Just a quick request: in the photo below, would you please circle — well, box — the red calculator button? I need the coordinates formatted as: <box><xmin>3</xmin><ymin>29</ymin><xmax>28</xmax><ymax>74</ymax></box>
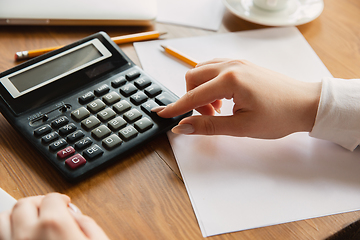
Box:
<box><xmin>57</xmin><ymin>146</ymin><xmax>75</xmax><ymax>159</ymax></box>
<box><xmin>65</xmin><ymin>154</ymin><xmax>86</xmax><ymax>169</ymax></box>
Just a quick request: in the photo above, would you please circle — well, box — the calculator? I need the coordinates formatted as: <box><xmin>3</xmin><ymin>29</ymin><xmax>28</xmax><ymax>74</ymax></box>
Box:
<box><xmin>0</xmin><ymin>32</ymin><xmax>191</xmax><ymax>182</ymax></box>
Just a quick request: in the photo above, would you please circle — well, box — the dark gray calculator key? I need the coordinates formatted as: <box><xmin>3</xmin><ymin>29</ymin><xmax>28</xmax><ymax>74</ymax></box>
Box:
<box><xmin>118</xmin><ymin>125</ymin><xmax>138</xmax><ymax>141</ymax></box>
<box><xmin>87</xmin><ymin>99</ymin><xmax>106</xmax><ymax>113</ymax></box>
<box><xmin>71</xmin><ymin>107</ymin><xmax>90</xmax><ymax>122</ymax></box>
<box><xmin>94</xmin><ymin>84</ymin><xmax>110</xmax><ymax>96</ymax></box>
<box><xmin>91</xmin><ymin>125</ymin><xmax>111</xmax><ymax>140</ymax></box>
<box><xmin>111</xmin><ymin>75</ymin><xmax>126</xmax><ymax>88</ymax></box>
<box><xmin>130</xmin><ymin>92</ymin><xmax>148</xmax><ymax>105</ymax></box>
<box><xmin>83</xmin><ymin>144</ymin><xmax>104</xmax><ymax>160</ymax></box>
<box><xmin>102</xmin><ymin>134</ymin><xmax>123</xmax><ymax>150</ymax></box>
<box><xmin>51</xmin><ymin>116</ymin><xmax>69</xmax><ymax>129</ymax></box>
<box><xmin>67</xmin><ymin>130</ymin><xmax>85</xmax><ymax>143</ymax></box>
<box><xmin>120</xmin><ymin>83</ymin><xmax>137</xmax><ymax>97</ymax></box>
<box><xmin>113</xmin><ymin>100</ymin><xmax>131</xmax><ymax>114</ymax></box>
<box><xmin>74</xmin><ymin>137</ymin><xmax>92</xmax><ymax>150</ymax></box>
<box><xmin>49</xmin><ymin>138</ymin><xmax>67</xmax><ymax>151</ymax></box>
<box><xmin>97</xmin><ymin>108</ymin><xmax>116</xmax><ymax>122</ymax></box>
<box><xmin>81</xmin><ymin>116</ymin><xmax>101</xmax><ymax>131</ymax></box>
<box><xmin>134</xmin><ymin>77</ymin><xmax>151</xmax><ymax>89</ymax></box>
<box><xmin>144</xmin><ymin>84</ymin><xmax>162</xmax><ymax>97</ymax></box>
<box><xmin>125</xmin><ymin>70</ymin><xmax>140</xmax><ymax>80</ymax></box>
<box><xmin>141</xmin><ymin>100</ymin><xmax>159</xmax><ymax>116</ymax></box>
<box><xmin>42</xmin><ymin>132</ymin><xmax>59</xmax><ymax>144</ymax></box>
<box><xmin>123</xmin><ymin>109</ymin><xmax>142</xmax><ymax>123</ymax></box>
<box><xmin>59</xmin><ymin>123</ymin><xmax>77</xmax><ymax>136</ymax></box>
<box><xmin>34</xmin><ymin>124</ymin><xmax>52</xmax><ymax>137</ymax></box>
<box><xmin>79</xmin><ymin>91</ymin><xmax>95</xmax><ymax>104</ymax></box>
<box><xmin>134</xmin><ymin>117</ymin><xmax>154</xmax><ymax>133</ymax></box>
<box><xmin>108</xmin><ymin>116</ymin><xmax>127</xmax><ymax>131</ymax></box>
<box><xmin>155</xmin><ymin>92</ymin><xmax>177</xmax><ymax>106</ymax></box>
<box><xmin>102</xmin><ymin>91</ymin><xmax>121</xmax><ymax>105</ymax></box>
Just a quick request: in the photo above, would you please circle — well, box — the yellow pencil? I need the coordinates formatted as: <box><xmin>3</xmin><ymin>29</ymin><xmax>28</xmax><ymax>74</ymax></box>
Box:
<box><xmin>15</xmin><ymin>31</ymin><xmax>167</xmax><ymax>61</ymax></box>
<box><xmin>160</xmin><ymin>45</ymin><xmax>198</xmax><ymax>68</ymax></box>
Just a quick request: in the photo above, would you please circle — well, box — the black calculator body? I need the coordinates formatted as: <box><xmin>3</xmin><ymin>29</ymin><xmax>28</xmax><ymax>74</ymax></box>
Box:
<box><xmin>0</xmin><ymin>32</ymin><xmax>191</xmax><ymax>182</ymax></box>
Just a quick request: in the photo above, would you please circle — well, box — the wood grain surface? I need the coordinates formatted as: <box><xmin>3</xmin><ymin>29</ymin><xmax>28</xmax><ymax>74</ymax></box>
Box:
<box><xmin>0</xmin><ymin>0</ymin><xmax>360</xmax><ymax>239</ymax></box>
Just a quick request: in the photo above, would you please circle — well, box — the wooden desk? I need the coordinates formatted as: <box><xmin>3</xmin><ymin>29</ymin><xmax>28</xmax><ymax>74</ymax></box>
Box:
<box><xmin>1</xmin><ymin>0</ymin><xmax>360</xmax><ymax>239</ymax></box>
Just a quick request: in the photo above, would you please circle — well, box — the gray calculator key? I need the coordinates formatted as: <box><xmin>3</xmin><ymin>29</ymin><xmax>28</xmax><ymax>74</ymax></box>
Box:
<box><xmin>134</xmin><ymin>77</ymin><xmax>151</xmax><ymax>89</ymax></box>
<box><xmin>97</xmin><ymin>108</ymin><xmax>116</xmax><ymax>122</ymax></box>
<box><xmin>81</xmin><ymin>116</ymin><xmax>101</xmax><ymax>131</ymax></box>
<box><xmin>42</xmin><ymin>132</ymin><xmax>59</xmax><ymax>144</ymax></box>
<box><xmin>155</xmin><ymin>92</ymin><xmax>177</xmax><ymax>106</ymax></box>
<box><xmin>102</xmin><ymin>134</ymin><xmax>123</xmax><ymax>150</ymax></box>
<box><xmin>123</xmin><ymin>109</ymin><xmax>142</xmax><ymax>123</ymax></box>
<box><xmin>125</xmin><ymin>70</ymin><xmax>140</xmax><ymax>80</ymax></box>
<box><xmin>141</xmin><ymin>100</ymin><xmax>159</xmax><ymax>115</ymax></box>
<box><xmin>87</xmin><ymin>99</ymin><xmax>106</xmax><ymax>113</ymax></box>
<box><xmin>79</xmin><ymin>91</ymin><xmax>95</xmax><ymax>104</ymax></box>
<box><xmin>83</xmin><ymin>144</ymin><xmax>104</xmax><ymax>160</ymax></box>
<box><xmin>113</xmin><ymin>100</ymin><xmax>131</xmax><ymax>114</ymax></box>
<box><xmin>118</xmin><ymin>125</ymin><xmax>138</xmax><ymax>141</ymax></box>
<box><xmin>59</xmin><ymin>123</ymin><xmax>77</xmax><ymax>136</ymax></box>
<box><xmin>71</xmin><ymin>107</ymin><xmax>90</xmax><ymax>122</ymax></box>
<box><xmin>74</xmin><ymin>137</ymin><xmax>92</xmax><ymax>150</ymax></box>
<box><xmin>94</xmin><ymin>84</ymin><xmax>110</xmax><ymax>96</ymax></box>
<box><xmin>91</xmin><ymin>125</ymin><xmax>111</xmax><ymax>140</ymax></box>
<box><xmin>34</xmin><ymin>124</ymin><xmax>52</xmax><ymax>137</ymax></box>
<box><xmin>67</xmin><ymin>130</ymin><xmax>85</xmax><ymax>143</ymax></box>
<box><xmin>111</xmin><ymin>75</ymin><xmax>126</xmax><ymax>88</ymax></box>
<box><xmin>49</xmin><ymin>138</ymin><xmax>67</xmax><ymax>151</ymax></box>
<box><xmin>108</xmin><ymin>116</ymin><xmax>127</xmax><ymax>131</ymax></box>
<box><xmin>103</xmin><ymin>91</ymin><xmax>121</xmax><ymax>105</ymax></box>
<box><xmin>51</xmin><ymin>116</ymin><xmax>69</xmax><ymax>129</ymax></box>
<box><xmin>130</xmin><ymin>92</ymin><xmax>148</xmax><ymax>105</ymax></box>
<box><xmin>120</xmin><ymin>83</ymin><xmax>137</xmax><ymax>97</ymax></box>
<box><xmin>134</xmin><ymin>118</ymin><xmax>154</xmax><ymax>133</ymax></box>
<box><xmin>144</xmin><ymin>84</ymin><xmax>162</xmax><ymax>97</ymax></box>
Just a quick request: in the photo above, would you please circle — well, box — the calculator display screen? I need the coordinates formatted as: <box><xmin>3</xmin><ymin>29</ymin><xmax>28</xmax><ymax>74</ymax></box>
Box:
<box><xmin>9</xmin><ymin>44</ymin><xmax>102</xmax><ymax>93</ymax></box>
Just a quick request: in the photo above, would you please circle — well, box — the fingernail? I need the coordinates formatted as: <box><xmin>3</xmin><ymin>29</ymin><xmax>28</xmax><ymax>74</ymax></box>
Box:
<box><xmin>215</xmin><ymin>108</ymin><xmax>221</xmax><ymax>114</ymax></box>
<box><xmin>68</xmin><ymin>203</ymin><xmax>82</xmax><ymax>214</ymax></box>
<box><xmin>172</xmin><ymin>124</ymin><xmax>195</xmax><ymax>134</ymax></box>
<box><xmin>151</xmin><ymin>106</ymin><xmax>166</xmax><ymax>113</ymax></box>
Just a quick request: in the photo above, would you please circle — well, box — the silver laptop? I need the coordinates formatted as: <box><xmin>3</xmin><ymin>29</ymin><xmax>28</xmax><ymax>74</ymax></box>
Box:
<box><xmin>0</xmin><ymin>0</ymin><xmax>157</xmax><ymax>26</ymax></box>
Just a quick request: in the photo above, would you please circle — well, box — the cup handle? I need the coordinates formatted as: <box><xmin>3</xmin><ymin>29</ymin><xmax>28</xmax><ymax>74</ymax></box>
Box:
<box><xmin>266</xmin><ymin>0</ymin><xmax>277</xmax><ymax>6</ymax></box>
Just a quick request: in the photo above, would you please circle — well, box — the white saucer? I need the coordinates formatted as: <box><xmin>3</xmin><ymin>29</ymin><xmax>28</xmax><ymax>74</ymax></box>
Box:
<box><xmin>223</xmin><ymin>0</ymin><xmax>324</xmax><ymax>26</ymax></box>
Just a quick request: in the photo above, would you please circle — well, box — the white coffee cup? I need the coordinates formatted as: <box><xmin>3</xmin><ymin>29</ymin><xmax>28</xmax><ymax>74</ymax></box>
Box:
<box><xmin>253</xmin><ymin>0</ymin><xmax>290</xmax><ymax>11</ymax></box>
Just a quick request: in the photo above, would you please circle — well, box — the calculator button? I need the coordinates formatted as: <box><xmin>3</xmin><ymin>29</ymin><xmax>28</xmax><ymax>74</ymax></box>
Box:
<box><xmin>79</xmin><ymin>91</ymin><xmax>95</xmax><ymax>104</ymax></box>
<box><xmin>87</xmin><ymin>99</ymin><xmax>106</xmax><ymax>113</ymax></box>
<box><xmin>34</xmin><ymin>124</ymin><xmax>52</xmax><ymax>137</ymax></box>
<box><xmin>134</xmin><ymin>118</ymin><xmax>154</xmax><ymax>133</ymax></box>
<box><xmin>113</xmin><ymin>100</ymin><xmax>131</xmax><ymax>114</ymax></box>
<box><xmin>123</xmin><ymin>109</ymin><xmax>142</xmax><ymax>123</ymax></box>
<box><xmin>119</xmin><ymin>125</ymin><xmax>138</xmax><ymax>141</ymax></box>
<box><xmin>155</xmin><ymin>92</ymin><xmax>177</xmax><ymax>106</ymax></box>
<box><xmin>74</xmin><ymin>137</ymin><xmax>92</xmax><ymax>150</ymax></box>
<box><xmin>81</xmin><ymin>116</ymin><xmax>101</xmax><ymax>131</ymax></box>
<box><xmin>42</xmin><ymin>132</ymin><xmax>59</xmax><ymax>144</ymax></box>
<box><xmin>125</xmin><ymin>70</ymin><xmax>140</xmax><ymax>80</ymax></box>
<box><xmin>71</xmin><ymin>107</ymin><xmax>90</xmax><ymax>122</ymax></box>
<box><xmin>94</xmin><ymin>84</ymin><xmax>110</xmax><ymax>96</ymax></box>
<box><xmin>141</xmin><ymin>100</ymin><xmax>160</xmax><ymax>116</ymax></box>
<box><xmin>97</xmin><ymin>108</ymin><xmax>116</xmax><ymax>122</ymax></box>
<box><xmin>65</xmin><ymin>154</ymin><xmax>86</xmax><ymax>169</ymax></box>
<box><xmin>57</xmin><ymin>146</ymin><xmax>75</xmax><ymax>159</ymax></box>
<box><xmin>130</xmin><ymin>92</ymin><xmax>148</xmax><ymax>105</ymax></box>
<box><xmin>108</xmin><ymin>116</ymin><xmax>127</xmax><ymax>131</ymax></box>
<box><xmin>120</xmin><ymin>83</ymin><xmax>137</xmax><ymax>97</ymax></box>
<box><xmin>144</xmin><ymin>84</ymin><xmax>162</xmax><ymax>97</ymax></box>
<box><xmin>59</xmin><ymin>123</ymin><xmax>77</xmax><ymax>136</ymax></box>
<box><xmin>111</xmin><ymin>75</ymin><xmax>126</xmax><ymax>88</ymax></box>
<box><xmin>134</xmin><ymin>77</ymin><xmax>152</xmax><ymax>89</ymax></box>
<box><xmin>83</xmin><ymin>144</ymin><xmax>104</xmax><ymax>160</ymax></box>
<box><xmin>67</xmin><ymin>130</ymin><xmax>85</xmax><ymax>143</ymax></box>
<box><xmin>91</xmin><ymin>125</ymin><xmax>111</xmax><ymax>140</ymax></box>
<box><xmin>102</xmin><ymin>134</ymin><xmax>123</xmax><ymax>150</ymax></box>
<box><xmin>49</xmin><ymin>138</ymin><xmax>67</xmax><ymax>151</ymax></box>
<box><xmin>51</xmin><ymin>116</ymin><xmax>69</xmax><ymax>129</ymax></box>
<box><xmin>103</xmin><ymin>91</ymin><xmax>121</xmax><ymax>105</ymax></box>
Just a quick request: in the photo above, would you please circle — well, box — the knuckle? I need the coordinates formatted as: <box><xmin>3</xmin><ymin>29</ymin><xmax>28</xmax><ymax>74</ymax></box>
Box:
<box><xmin>202</xmin><ymin>118</ymin><xmax>217</xmax><ymax>135</ymax></box>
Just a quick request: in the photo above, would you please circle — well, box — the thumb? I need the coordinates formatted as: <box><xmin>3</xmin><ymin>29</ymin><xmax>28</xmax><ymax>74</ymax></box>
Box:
<box><xmin>172</xmin><ymin>115</ymin><xmax>244</xmax><ymax>136</ymax></box>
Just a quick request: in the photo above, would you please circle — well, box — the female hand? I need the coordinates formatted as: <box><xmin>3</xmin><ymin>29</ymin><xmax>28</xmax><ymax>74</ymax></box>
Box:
<box><xmin>0</xmin><ymin>193</ymin><xmax>110</xmax><ymax>240</ymax></box>
<box><xmin>154</xmin><ymin>59</ymin><xmax>322</xmax><ymax>139</ymax></box>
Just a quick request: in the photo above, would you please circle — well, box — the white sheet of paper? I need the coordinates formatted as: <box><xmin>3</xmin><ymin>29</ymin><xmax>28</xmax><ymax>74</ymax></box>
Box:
<box><xmin>156</xmin><ymin>0</ymin><xmax>225</xmax><ymax>31</ymax></box>
<box><xmin>134</xmin><ymin>27</ymin><xmax>360</xmax><ymax>237</ymax></box>
<box><xmin>0</xmin><ymin>187</ymin><xmax>16</xmax><ymax>213</ymax></box>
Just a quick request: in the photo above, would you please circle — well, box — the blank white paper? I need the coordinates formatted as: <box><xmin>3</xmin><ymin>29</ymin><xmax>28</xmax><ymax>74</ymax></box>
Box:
<box><xmin>0</xmin><ymin>187</ymin><xmax>16</xmax><ymax>213</ymax></box>
<box><xmin>134</xmin><ymin>27</ymin><xmax>360</xmax><ymax>237</ymax></box>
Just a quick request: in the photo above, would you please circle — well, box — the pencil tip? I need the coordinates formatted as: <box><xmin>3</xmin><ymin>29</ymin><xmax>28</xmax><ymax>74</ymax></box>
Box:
<box><xmin>160</xmin><ymin>45</ymin><xmax>166</xmax><ymax>49</ymax></box>
<box><xmin>159</xmin><ymin>32</ymin><xmax>167</xmax><ymax>36</ymax></box>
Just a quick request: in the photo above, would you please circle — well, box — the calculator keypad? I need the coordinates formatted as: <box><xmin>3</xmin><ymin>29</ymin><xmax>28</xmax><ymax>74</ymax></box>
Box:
<box><xmin>32</xmin><ymin>68</ymin><xmax>187</xmax><ymax>179</ymax></box>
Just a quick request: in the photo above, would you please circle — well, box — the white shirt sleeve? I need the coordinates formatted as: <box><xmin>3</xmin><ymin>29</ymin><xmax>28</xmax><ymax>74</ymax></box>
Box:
<box><xmin>309</xmin><ymin>77</ymin><xmax>360</xmax><ymax>151</ymax></box>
